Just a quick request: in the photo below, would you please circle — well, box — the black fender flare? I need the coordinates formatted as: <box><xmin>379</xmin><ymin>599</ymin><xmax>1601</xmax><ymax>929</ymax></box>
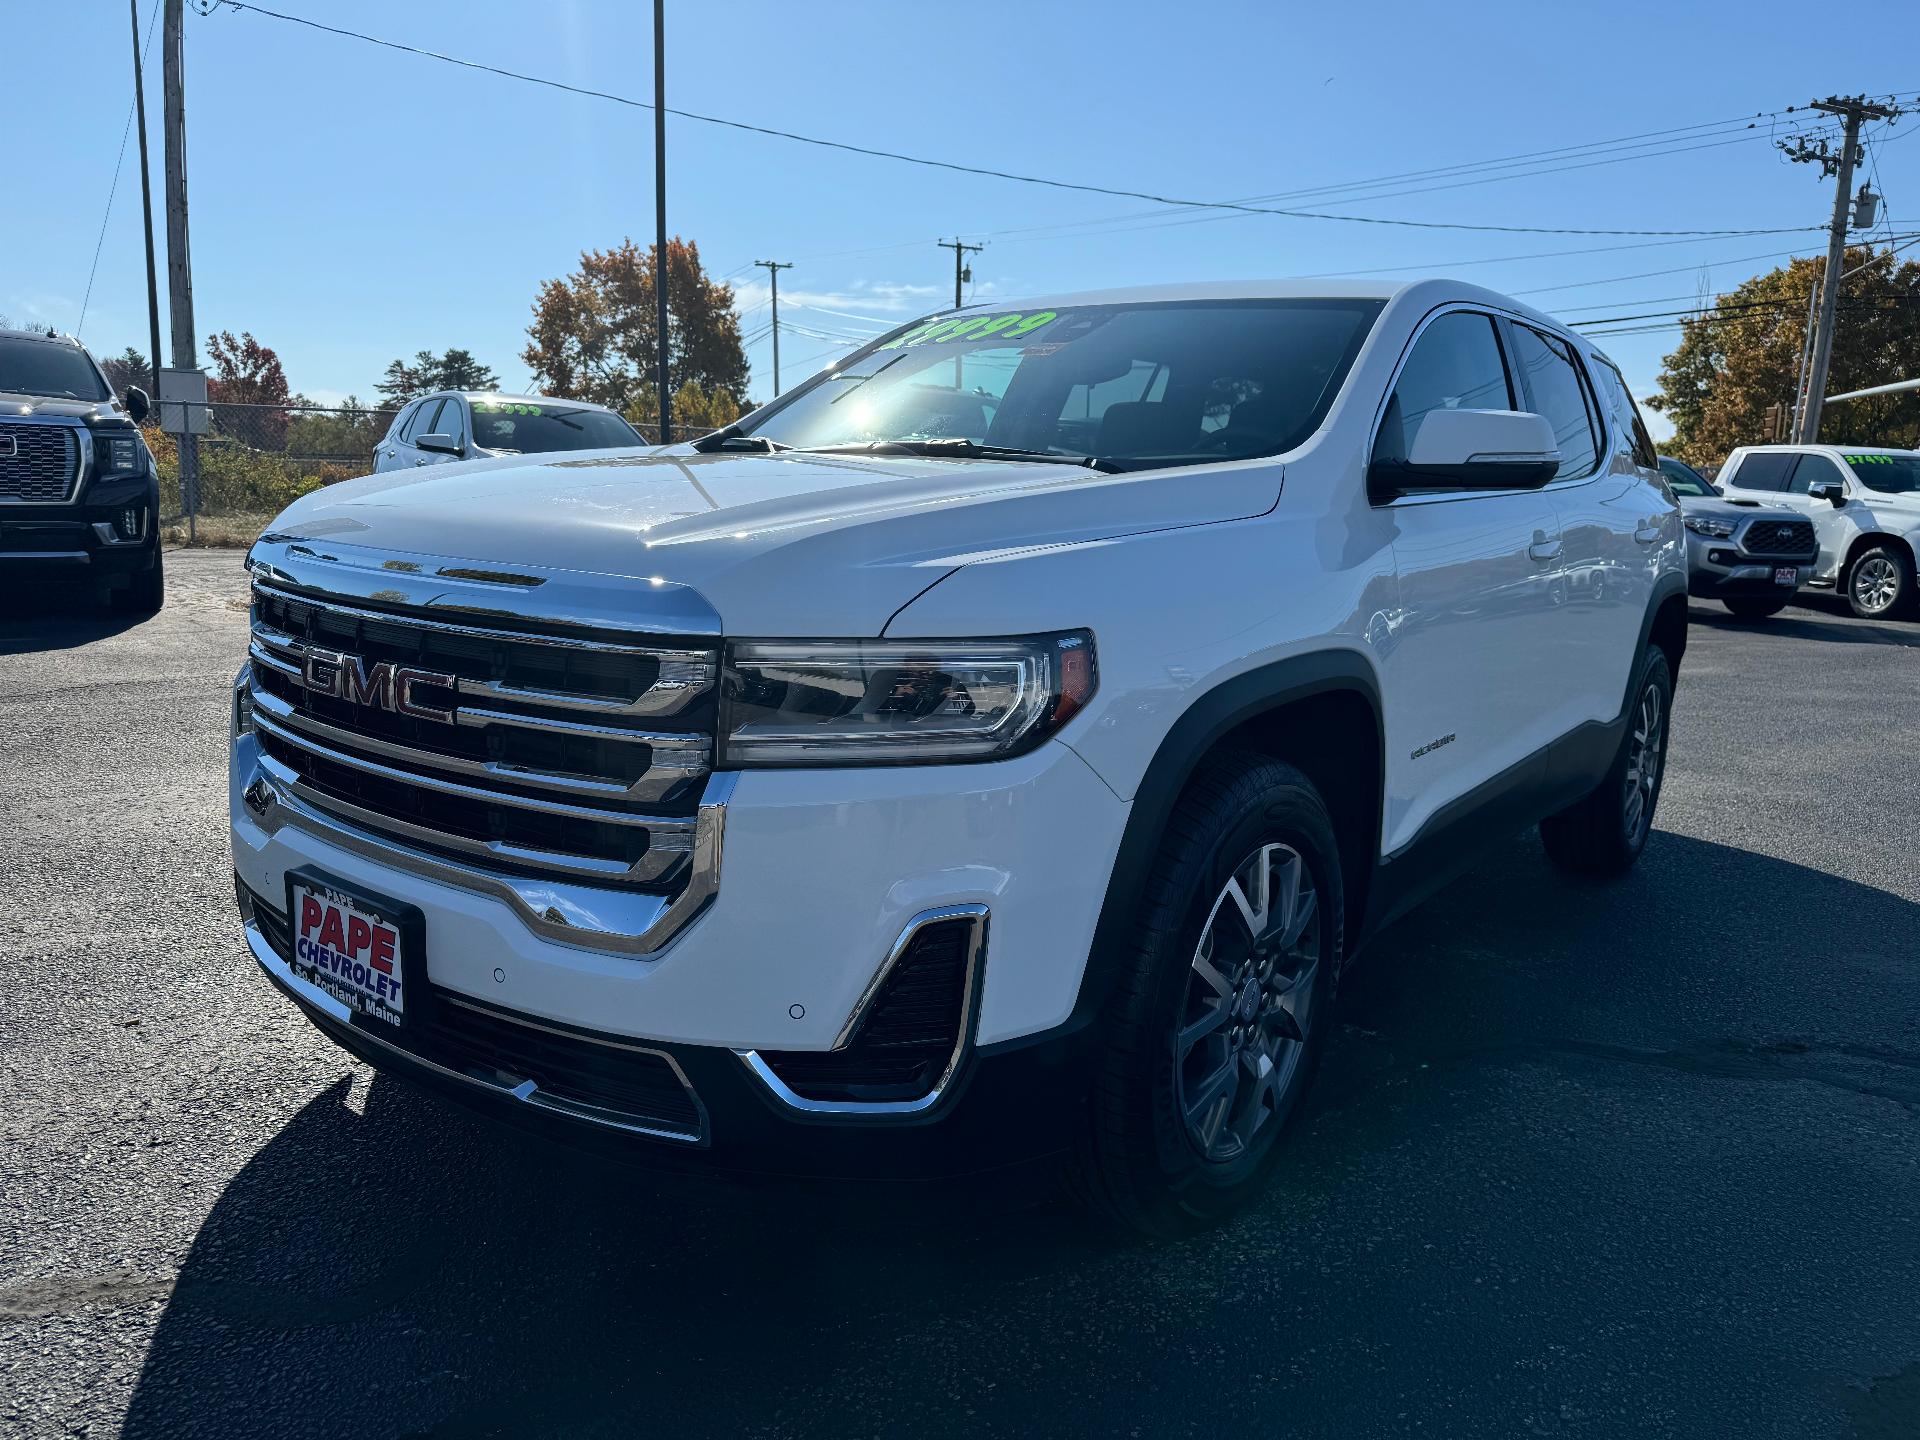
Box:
<box><xmin>1062</xmin><ymin>648</ymin><xmax>1384</xmax><ymax>1034</ymax></box>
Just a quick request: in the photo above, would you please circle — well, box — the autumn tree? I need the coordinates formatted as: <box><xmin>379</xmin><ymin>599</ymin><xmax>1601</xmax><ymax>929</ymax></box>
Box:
<box><xmin>1649</xmin><ymin>246</ymin><xmax>1920</xmax><ymax>466</ymax></box>
<box><xmin>522</xmin><ymin>237</ymin><xmax>748</xmax><ymax>429</ymax></box>
<box><xmin>377</xmin><ymin>348</ymin><xmax>501</xmax><ymax>403</ymax></box>
<box><xmin>205</xmin><ymin>330</ymin><xmax>293</xmax><ymax>449</ymax></box>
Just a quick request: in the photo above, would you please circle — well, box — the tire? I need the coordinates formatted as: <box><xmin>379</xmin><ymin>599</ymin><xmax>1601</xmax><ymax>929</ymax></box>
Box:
<box><xmin>1846</xmin><ymin>543</ymin><xmax>1915</xmax><ymax>620</ymax></box>
<box><xmin>1722</xmin><ymin>597</ymin><xmax>1786</xmax><ymax>620</ymax></box>
<box><xmin>111</xmin><ymin>549</ymin><xmax>165</xmax><ymax>617</ymax></box>
<box><xmin>1068</xmin><ymin>752</ymin><xmax>1343</xmax><ymax>1238</ymax></box>
<box><xmin>1540</xmin><ymin>646</ymin><xmax>1672</xmax><ymax>877</ymax></box>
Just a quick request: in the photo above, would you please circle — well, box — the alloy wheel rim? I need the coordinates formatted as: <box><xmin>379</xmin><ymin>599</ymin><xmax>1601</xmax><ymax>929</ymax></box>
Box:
<box><xmin>1622</xmin><ymin>681</ymin><xmax>1664</xmax><ymax>843</ymax></box>
<box><xmin>1175</xmin><ymin>843</ymin><xmax>1321</xmax><ymax>1165</ymax></box>
<box><xmin>1854</xmin><ymin>557</ymin><xmax>1899</xmax><ymax>613</ymax></box>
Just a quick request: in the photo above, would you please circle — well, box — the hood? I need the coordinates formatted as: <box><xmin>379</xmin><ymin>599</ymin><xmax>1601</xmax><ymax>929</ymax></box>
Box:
<box><xmin>0</xmin><ymin>391</ymin><xmax>130</xmax><ymax>427</ymax></box>
<box><xmin>264</xmin><ymin>446</ymin><xmax>1280</xmax><ymax>634</ymax></box>
<box><xmin>1676</xmin><ymin>493</ymin><xmax>1796</xmax><ymax>521</ymax></box>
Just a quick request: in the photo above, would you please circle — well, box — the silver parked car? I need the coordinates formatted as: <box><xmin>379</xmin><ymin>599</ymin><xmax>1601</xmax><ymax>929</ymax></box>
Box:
<box><xmin>1659</xmin><ymin>455</ymin><xmax>1817</xmax><ymax>620</ymax></box>
<box><xmin>373</xmin><ymin>391</ymin><xmax>645</xmax><ymax>472</ymax></box>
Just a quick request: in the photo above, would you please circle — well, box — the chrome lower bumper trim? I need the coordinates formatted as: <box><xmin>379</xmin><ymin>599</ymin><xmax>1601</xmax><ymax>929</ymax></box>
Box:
<box><xmin>236</xmin><ymin>730</ymin><xmax>735</xmax><ymax>957</ymax></box>
<box><xmin>736</xmin><ymin>905</ymin><xmax>988</xmax><ymax>1118</ymax></box>
<box><xmin>242</xmin><ymin>918</ymin><xmax>706</xmax><ymax>1144</ymax></box>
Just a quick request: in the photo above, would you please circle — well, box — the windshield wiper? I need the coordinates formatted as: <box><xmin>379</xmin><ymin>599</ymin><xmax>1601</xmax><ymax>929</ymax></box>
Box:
<box><xmin>807</xmin><ymin>439</ymin><xmax>1122</xmax><ymax>473</ymax></box>
<box><xmin>690</xmin><ymin>424</ymin><xmax>791</xmax><ymax>454</ymax></box>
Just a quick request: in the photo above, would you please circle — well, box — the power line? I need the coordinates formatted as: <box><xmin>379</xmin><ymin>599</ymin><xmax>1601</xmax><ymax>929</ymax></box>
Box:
<box><xmin>79</xmin><ymin>0</ymin><xmax>162</xmax><ymax>337</ymax></box>
<box><xmin>203</xmin><ymin>1</ymin><xmax>1834</xmax><ymax>240</ymax></box>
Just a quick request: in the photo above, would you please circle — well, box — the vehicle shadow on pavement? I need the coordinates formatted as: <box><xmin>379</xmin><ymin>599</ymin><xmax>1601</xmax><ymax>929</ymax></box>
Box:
<box><xmin>0</xmin><ymin>587</ymin><xmax>144</xmax><ymax>654</ymax></box>
<box><xmin>120</xmin><ymin>832</ymin><xmax>1920</xmax><ymax>1439</ymax></box>
<box><xmin>1687</xmin><ymin>601</ymin><xmax>1920</xmax><ymax>648</ymax></box>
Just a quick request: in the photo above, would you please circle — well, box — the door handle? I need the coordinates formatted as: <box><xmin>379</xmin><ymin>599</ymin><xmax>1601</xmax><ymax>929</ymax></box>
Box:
<box><xmin>1633</xmin><ymin>522</ymin><xmax>1663</xmax><ymax>544</ymax></box>
<box><xmin>1527</xmin><ymin>537</ymin><xmax>1562</xmax><ymax>563</ymax></box>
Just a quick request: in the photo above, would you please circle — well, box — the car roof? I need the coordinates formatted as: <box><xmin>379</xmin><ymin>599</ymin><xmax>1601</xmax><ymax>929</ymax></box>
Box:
<box><xmin>1730</xmin><ymin>442</ymin><xmax>1920</xmax><ymax>457</ymax></box>
<box><xmin>0</xmin><ymin>327</ymin><xmax>83</xmax><ymax>347</ymax></box>
<box><xmin>953</xmin><ymin>277</ymin><xmax>1578</xmax><ymax>339</ymax></box>
<box><xmin>432</xmin><ymin>391</ymin><xmax>617</xmax><ymax>412</ymax></box>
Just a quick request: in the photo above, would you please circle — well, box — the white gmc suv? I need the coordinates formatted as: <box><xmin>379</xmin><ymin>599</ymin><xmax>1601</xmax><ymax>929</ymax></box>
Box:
<box><xmin>230</xmin><ymin>280</ymin><xmax>1687</xmax><ymax>1234</ymax></box>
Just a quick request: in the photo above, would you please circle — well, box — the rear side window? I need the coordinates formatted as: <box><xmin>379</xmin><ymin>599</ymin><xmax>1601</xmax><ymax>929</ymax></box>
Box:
<box><xmin>1510</xmin><ymin>325</ymin><xmax>1600</xmax><ymax>480</ymax></box>
<box><xmin>1374</xmin><ymin>311</ymin><xmax>1513</xmax><ymax>467</ymax></box>
<box><xmin>436</xmin><ymin>397</ymin><xmax>468</xmax><ymax>446</ymax></box>
<box><xmin>1728</xmin><ymin>452</ymin><xmax>1795</xmax><ymax>492</ymax></box>
<box><xmin>386</xmin><ymin>401</ymin><xmax>417</xmax><ymax>442</ymax></box>
<box><xmin>1594</xmin><ymin>358</ymin><xmax>1658</xmax><ymax>469</ymax></box>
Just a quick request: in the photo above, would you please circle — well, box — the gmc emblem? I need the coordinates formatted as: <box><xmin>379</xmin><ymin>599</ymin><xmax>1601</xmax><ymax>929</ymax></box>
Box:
<box><xmin>301</xmin><ymin>647</ymin><xmax>457</xmax><ymax>724</ymax></box>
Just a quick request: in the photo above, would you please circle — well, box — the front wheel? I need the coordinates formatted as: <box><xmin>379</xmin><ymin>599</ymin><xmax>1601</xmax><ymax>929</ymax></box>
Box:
<box><xmin>1722</xmin><ymin>597</ymin><xmax>1787</xmax><ymax>620</ymax></box>
<box><xmin>1847</xmin><ymin>544</ymin><xmax>1915</xmax><ymax>620</ymax></box>
<box><xmin>1069</xmin><ymin>753</ymin><xmax>1342</xmax><ymax>1238</ymax></box>
<box><xmin>1541</xmin><ymin>646</ymin><xmax>1672</xmax><ymax>876</ymax></box>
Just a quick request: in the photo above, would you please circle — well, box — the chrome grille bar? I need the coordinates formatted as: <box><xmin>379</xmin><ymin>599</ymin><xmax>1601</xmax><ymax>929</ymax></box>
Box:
<box><xmin>247</xmin><ymin>580</ymin><xmax>715</xmax><ymax>890</ymax></box>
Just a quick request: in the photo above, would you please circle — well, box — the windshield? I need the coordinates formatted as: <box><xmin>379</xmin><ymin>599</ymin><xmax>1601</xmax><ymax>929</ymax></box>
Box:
<box><xmin>469</xmin><ymin>400</ymin><xmax>642</xmax><ymax>454</ymax></box>
<box><xmin>1842</xmin><ymin>452</ymin><xmax>1920</xmax><ymax>494</ymax></box>
<box><xmin>1659</xmin><ymin>457</ymin><xmax>1716</xmax><ymax>497</ymax></box>
<box><xmin>0</xmin><ymin>335</ymin><xmax>111</xmax><ymax>401</ymax></box>
<box><xmin>736</xmin><ymin>299</ymin><xmax>1385</xmax><ymax>471</ymax></box>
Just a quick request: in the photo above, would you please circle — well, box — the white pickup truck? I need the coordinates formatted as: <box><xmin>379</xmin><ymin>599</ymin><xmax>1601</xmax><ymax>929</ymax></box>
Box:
<box><xmin>230</xmin><ymin>280</ymin><xmax>1687</xmax><ymax>1234</ymax></box>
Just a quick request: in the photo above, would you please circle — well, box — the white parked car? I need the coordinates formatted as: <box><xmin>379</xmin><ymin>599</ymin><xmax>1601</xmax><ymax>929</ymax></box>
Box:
<box><xmin>1717</xmin><ymin>444</ymin><xmax>1920</xmax><ymax>619</ymax></box>
<box><xmin>231</xmin><ymin>280</ymin><xmax>1687</xmax><ymax>1234</ymax></box>
<box><xmin>372</xmin><ymin>391</ymin><xmax>643</xmax><ymax>472</ymax></box>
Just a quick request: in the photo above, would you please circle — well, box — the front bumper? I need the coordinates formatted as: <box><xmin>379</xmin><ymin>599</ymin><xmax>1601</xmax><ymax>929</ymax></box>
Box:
<box><xmin>230</xmin><ymin>724</ymin><xmax>1130</xmax><ymax>1177</ymax></box>
<box><xmin>1684</xmin><ymin>532</ymin><xmax>1815</xmax><ymax>599</ymax></box>
<box><xmin>0</xmin><ymin>473</ymin><xmax>157</xmax><ymax>577</ymax></box>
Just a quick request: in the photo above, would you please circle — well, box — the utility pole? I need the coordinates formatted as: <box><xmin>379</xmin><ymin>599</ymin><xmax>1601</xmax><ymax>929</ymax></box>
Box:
<box><xmin>754</xmin><ymin>260</ymin><xmax>794</xmax><ymax>396</ymax></box>
<box><xmin>162</xmin><ymin>0</ymin><xmax>199</xmax><ymax>539</ymax></box>
<box><xmin>129</xmin><ymin>0</ymin><xmax>163</xmax><ymax>403</ymax></box>
<box><xmin>652</xmin><ymin>0</ymin><xmax>671</xmax><ymax>443</ymax></box>
<box><xmin>938</xmin><ymin>238</ymin><xmax>984</xmax><ymax>310</ymax></box>
<box><xmin>1782</xmin><ymin>94</ymin><xmax>1902</xmax><ymax>442</ymax></box>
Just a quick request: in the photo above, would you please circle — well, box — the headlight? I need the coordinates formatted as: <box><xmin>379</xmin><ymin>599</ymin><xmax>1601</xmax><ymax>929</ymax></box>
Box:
<box><xmin>99</xmin><ymin>434</ymin><xmax>143</xmax><ymax>476</ymax></box>
<box><xmin>720</xmin><ymin>632</ymin><xmax>1096</xmax><ymax>766</ymax></box>
<box><xmin>1684</xmin><ymin>515</ymin><xmax>1737</xmax><ymax>538</ymax></box>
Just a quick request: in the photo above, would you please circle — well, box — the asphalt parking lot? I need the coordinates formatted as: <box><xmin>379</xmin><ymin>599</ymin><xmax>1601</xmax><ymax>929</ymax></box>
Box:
<box><xmin>4</xmin><ymin>549</ymin><xmax>1920</xmax><ymax>1439</ymax></box>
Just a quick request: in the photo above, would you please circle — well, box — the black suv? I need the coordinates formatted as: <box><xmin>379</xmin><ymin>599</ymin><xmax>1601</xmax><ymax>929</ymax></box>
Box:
<box><xmin>0</xmin><ymin>328</ymin><xmax>163</xmax><ymax>614</ymax></box>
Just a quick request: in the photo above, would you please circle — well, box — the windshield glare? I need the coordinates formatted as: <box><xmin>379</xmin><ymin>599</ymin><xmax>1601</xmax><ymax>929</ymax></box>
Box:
<box><xmin>1843</xmin><ymin>452</ymin><xmax>1920</xmax><ymax>494</ymax></box>
<box><xmin>470</xmin><ymin>401</ymin><xmax>641</xmax><ymax>453</ymax></box>
<box><xmin>0</xmin><ymin>336</ymin><xmax>111</xmax><ymax>402</ymax></box>
<box><xmin>740</xmin><ymin>299</ymin><xmax>1385</xmax><ymax>470</ymax></box>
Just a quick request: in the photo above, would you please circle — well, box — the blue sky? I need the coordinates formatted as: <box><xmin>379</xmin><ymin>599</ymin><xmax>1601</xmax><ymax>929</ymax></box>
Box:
<box><xmin>7</xmin><ymin>0</ymin><xmax>1920</xmax><ymax>440</ymax></box>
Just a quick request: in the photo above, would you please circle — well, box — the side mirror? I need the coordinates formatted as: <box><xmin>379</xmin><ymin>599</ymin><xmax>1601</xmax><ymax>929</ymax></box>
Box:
<box><xmin>1807</xmin><ymin>479</ymin><xmax>1846</xmax><ymax>506</ymax></box>
<box><xmin>124</xmin><ymin>386</ymin><xmax>151</xmax><ymax>424</ymax></box>
<box><xmin>1370</xmin><ymin>409</ymin><xmax>1561</xmax><ymax>500</ymax></box>
<box><xmin>414</xmin><ymin>432</ymin><xmax>464</xmax><ymax>457</ymax></box>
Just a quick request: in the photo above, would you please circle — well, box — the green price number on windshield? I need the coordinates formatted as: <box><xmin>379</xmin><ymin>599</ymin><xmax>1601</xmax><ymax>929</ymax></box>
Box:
<box><xmin>1846</xmin><ymin>454</ymin><xmax>1893</xmax><ymax>464</ymax></box>
<box><xmin>880</xmin><ymin>311</ymin><xmax>1058</xmax><ymax>350</ymax></box>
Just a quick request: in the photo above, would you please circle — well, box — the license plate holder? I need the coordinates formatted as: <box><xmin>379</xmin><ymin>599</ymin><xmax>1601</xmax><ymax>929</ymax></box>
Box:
<box><xmin>284</xmin><ymin>867</ymin><xmax>427</xmax><ymax>1034</ymax></box>
<box><xmin>1774</xmin><ymin>566</ymin><xmax>1799</xmax><ymax>586</ymax></box>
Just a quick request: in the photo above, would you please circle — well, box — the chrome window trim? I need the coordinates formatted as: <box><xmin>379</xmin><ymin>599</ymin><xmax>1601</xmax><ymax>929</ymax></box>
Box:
<box><xmin>238</xmin><ymin>729</ymin><xmax>735</xmax><ymax>957</ymax></box>
<box><xmin>736</xmin><ymin>904</ymin><xmax>989</xmax><ymax>1117</ymax></box>
<box><xmin>240</xmin><ymin>917</ymin><xmax>707</xmax><ymax>1144</ymax></box>
<box><xmin>0</xmin><ymin>416</ymin><xmax>88</xmax><ymax>506</ymax></box>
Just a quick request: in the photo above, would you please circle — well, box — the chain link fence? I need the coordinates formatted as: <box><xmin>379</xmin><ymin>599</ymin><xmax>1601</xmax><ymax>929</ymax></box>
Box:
<box><xmin>153</xmin><ymin>401</ymin><xmax>708</xmax><ymax>544</ymax></box>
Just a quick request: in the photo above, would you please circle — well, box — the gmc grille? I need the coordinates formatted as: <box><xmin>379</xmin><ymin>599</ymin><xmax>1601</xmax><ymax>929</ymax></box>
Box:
<box><xmin>247</xmin><ymin>580</ymin><xmax>716</xmax><ymax>891</ymax></box>
<box><xmin>1741</xmin><ymin>519</ymin><xmax>1816</xmax><ymax>557</ymax></box>
<box><xmin>0</xmin><ymin>424</ymin><xmax>79</xmax><ymax>503</ymax></box>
